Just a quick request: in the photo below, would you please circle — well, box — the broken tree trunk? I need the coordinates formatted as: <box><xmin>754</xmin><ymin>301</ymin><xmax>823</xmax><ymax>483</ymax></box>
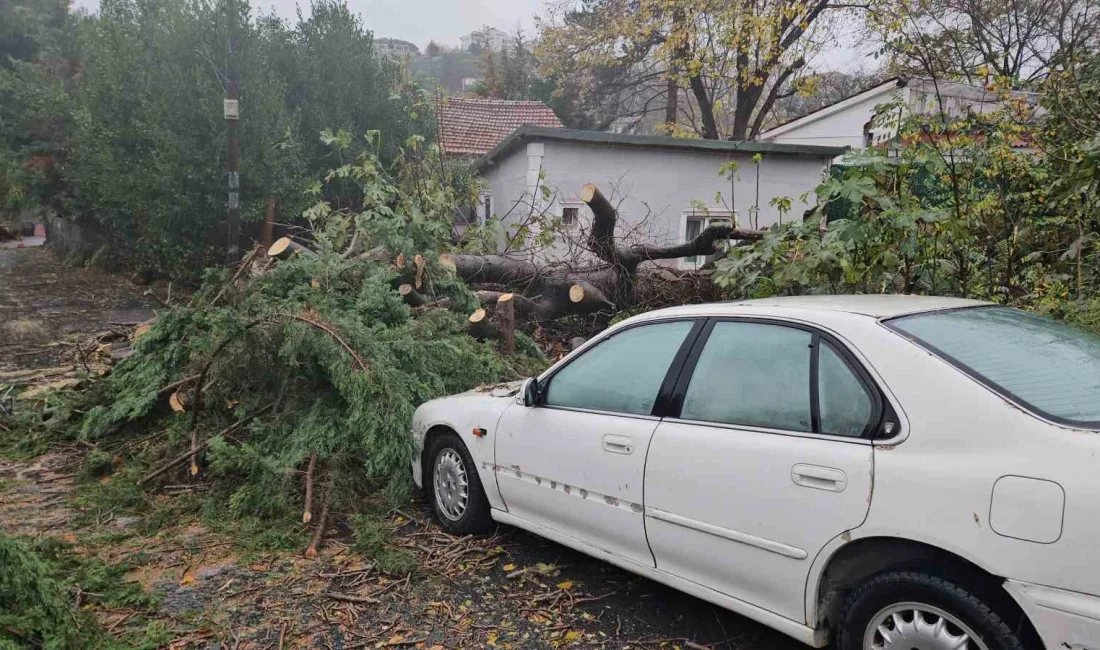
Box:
<box><xmin>468</xmin><ymin>308</ymin><xmax>497</xmax><ymax>340</ymax></box>
<box><xmin>269</xmin><ymin>237</ymin><xmax>317</xmax><ymax>260</ymax></box>
<box><xmin>444</xmin><ymin>183</ymin><xmax>762</xmax><ymax>321</ymax></box>
<box><xmin>398</xmin><ymin>284</ymin><xmax>430</xmax><ymax>308</ymax></box>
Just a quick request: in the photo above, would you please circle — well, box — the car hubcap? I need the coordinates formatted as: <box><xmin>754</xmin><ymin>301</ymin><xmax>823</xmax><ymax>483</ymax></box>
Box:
<box><xmin>433</xmin><ymin>448</ymin><xmax>468</xmax><ymax>521</ymax></box>
<box><xmin>864</xmin><ymin>602</ymin><xmax>990</xmax><ymax>650</ymax></box>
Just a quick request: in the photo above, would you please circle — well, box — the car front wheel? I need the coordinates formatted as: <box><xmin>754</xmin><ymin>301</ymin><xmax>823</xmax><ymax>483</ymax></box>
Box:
<box><xmin>426</xmin><ymin>432</ymin><xmax>491</xmax><ymax>535</ymax></box>
<box><xmin>837</xmin><ymin>571</ymin><xmax>1029</xmax><ymax>650</ymax></box>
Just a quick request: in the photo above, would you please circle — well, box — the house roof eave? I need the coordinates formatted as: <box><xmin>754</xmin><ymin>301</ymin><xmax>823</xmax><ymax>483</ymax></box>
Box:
<box><xmin>473</xmin><ymin>125</ymin><xmax>850</xmax><ymax>174</ymax></box>
<box><xmin>756</xmin><ymin>77</ymin><xmax>906</xmax><ymax>141</ymax></box>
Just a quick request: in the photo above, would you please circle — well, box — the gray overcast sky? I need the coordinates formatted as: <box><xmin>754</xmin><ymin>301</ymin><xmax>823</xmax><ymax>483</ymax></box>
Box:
<box><xmin>71</xmin><ymin>0</ymin><xmax>868</xmax><ymax>71</ymax></box>
<box><xmin>72</xmin><ymin>0</ymin><xmax>550</xmax><ymax>49</ymax></box>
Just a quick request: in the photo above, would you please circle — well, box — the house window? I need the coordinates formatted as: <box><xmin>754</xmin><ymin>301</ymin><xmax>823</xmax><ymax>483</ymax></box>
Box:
<box><xmin>682</xmin><ymin>212</ymin><xmax>733</xmax><ymax>269</ymax></box>
<box><xmin>561</xmin><ymin>206</ymin><xmax>579</xmax><ymax>226</ymax></box>
<box><xmin>480</xmin><ymin>193</ymin><xmax>492</xmax><ymax>225</ymax></box>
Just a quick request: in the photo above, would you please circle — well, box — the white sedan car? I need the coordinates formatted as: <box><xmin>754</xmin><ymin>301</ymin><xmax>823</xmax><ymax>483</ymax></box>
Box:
<box><xmin>410</xmin><ymin>295</ymin><xmax>1100</xmax><ymax>650</ymax></box>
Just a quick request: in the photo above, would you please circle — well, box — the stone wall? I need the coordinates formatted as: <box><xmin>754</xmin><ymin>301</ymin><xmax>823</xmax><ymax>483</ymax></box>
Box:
<box><xmin>45</xmin><ymin>214</ymin><xmax>107</xmax><ymax>261</ymax></box>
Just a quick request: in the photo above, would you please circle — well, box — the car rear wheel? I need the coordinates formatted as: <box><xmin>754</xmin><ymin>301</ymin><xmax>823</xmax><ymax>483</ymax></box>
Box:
<box><xmin>837</xmin><ymin>571</ymin><xmax>1029</xmax><ymax>650</ymax></box>
<box><xmin>426</xmin><ymin>432</ymin><xmax>491</xmax><ymax>535</ymax></box>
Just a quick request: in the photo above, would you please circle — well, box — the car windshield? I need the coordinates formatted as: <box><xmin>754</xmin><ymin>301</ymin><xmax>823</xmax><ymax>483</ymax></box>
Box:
<box><xmin>889</xmin><ymin>306</ymin><xmax>1100</xmax><ymax>428</ymax></box>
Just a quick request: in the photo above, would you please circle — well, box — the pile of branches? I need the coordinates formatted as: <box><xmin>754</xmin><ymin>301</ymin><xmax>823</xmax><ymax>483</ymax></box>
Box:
<box><xmin>17</xmin><ymin>240</ymin><xmax>541</xmax><ymax>554</ymax></box>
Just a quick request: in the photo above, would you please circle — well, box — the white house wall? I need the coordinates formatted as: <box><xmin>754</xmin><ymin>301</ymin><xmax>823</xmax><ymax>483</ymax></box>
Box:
<box><xmin>764</xmin><ymin>87</ymin><xmax>907</xmax><ymax>150</ymax></box>
<box><xmin>483</xmin><ymin>139</ymin><xmax>832</xmax><ymax>261</ymax></box>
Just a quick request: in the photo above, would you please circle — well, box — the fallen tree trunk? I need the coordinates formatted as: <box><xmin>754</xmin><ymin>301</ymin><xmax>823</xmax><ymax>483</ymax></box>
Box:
<box><xmin>444</xmin><ymin>183</ymin><xmax>762</xmax><ymax>321</ymax></box>
<box><xmin>269</xmin><ymin>182</ymin><xmax>763</xmax><ymax>328</ymax></box>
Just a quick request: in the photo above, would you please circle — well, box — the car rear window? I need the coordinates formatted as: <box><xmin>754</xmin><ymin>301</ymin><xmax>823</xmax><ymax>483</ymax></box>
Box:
<box><xmin>888</xmin><ymin>306</ymin><xmax>1100</xmax><ymax>428</ymax></box>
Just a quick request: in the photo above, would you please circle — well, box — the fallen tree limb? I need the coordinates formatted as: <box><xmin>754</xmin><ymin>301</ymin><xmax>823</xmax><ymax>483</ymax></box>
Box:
<box><xmin>323</xmin><ymin>591</ymin><xmax>379</xmax><ymax>605</ymax></box>
<box><xmin>305</xmin><ymin>494</ymin><xmax>331</xmax><ymax>558</ymax></box>
<box><xmin>139</xmin><ymin>403</ymin><xmax>274</xmax><ymax>485</ymax></box>
<box><xmin>209</xmin><ymin>244</ymin><xmax>263</xmax><ymax>307</ymax></box>
<box><xmin>156</xmin><ymin>374</ymin><xmax>201</xmax><ymax>398</ymax></box>
<box><xmin>290</xmin><ymin>313</ymin><xmax>368</xmax><ymax>372</ymax></box>
<box><xmin>302</xmin><ymin>452</ymin><xmax>318</xmax><ymax>524</ymax></box>
<box><xmin>627</xmin><ymin>223</ymin><xmax>764</xmax><ymax>264</ymax></box>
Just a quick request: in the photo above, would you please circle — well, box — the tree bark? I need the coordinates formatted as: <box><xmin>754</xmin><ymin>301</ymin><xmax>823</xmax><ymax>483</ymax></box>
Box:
<box><xmin>688</xmin><ymin>74</ymin><xmax>719</xmax><ymax>140</ymax></box>
<box><xmin>398</xmin><ymin>284</ymin><xmax>430</xmax><ymax>308</ymax></box>
<box><xmin>468</xmin><ymin>308</ymin><xmax>498</xmax><ymax>340</ymax></box>
<box><xmin>305</xmin><ymin>495</ymin><xmax>330</xmax><ymax>558</ymax></box>
<box><xmin>497</xmin><ymin>293</ymin><xmax>515</xmax><ymax>354</ymax></box>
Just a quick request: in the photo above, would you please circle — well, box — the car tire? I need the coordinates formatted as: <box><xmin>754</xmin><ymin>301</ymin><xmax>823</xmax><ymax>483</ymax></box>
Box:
<box><xmin>425</xmin><ymin>432</ymin><xmax>492</xmax><ymax>535</ymax></box>
<box><xmin>836</xmin><ymin>570</ymin><xmax>1029</xmax><ymax>650</ymax></box>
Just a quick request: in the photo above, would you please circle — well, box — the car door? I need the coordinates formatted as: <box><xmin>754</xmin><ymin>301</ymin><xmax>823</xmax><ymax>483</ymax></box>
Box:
<box><xmin>644</xmin><ymin>318</ymin><xmax>883</xmax><ymax>623</ymax></box>
<box><xmin>494</xmin><ymin>318</ymin><xmax>701</xmax><ymax>568</ymax></box>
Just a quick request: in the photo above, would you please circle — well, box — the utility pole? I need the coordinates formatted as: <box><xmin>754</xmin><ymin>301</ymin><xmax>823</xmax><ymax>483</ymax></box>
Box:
<box><xmin>224</xmin><ymin>0</ymin><xmax>240</xmax><ymax>260</ymax></box>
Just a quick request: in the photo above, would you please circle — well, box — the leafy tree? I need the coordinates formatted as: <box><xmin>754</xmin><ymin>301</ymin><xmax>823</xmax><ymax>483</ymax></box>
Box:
<box><xmin>0</xmin><ymin>0</ymin><xmax>74</xmax><ymax>68</ymax></box>
<box><xmin>713</xmin><ymin>77</ymin><xmax>1098</xmax><ymax>325</ymax></box>
<box><xmin>478</xmin><ymin>42</ymin><xmax>504</xmax><ymax>97</ymax></box>
<box><xmin>2</xmin><ymin>0</ymin><xmax>430</xmax><ymax>279</ymax></box>
<box><xmin>0</xmin><ymin>0</ymin><xmax>80</xmax><ymax>218</ymax></box>
<box><xmin>770</xmin><ymin>70</ymin><xmax>884</xmax><ymax>126</ymax></box>
<box><xmin>537</xmin><ymin>0</ymin><xmax>854</xmax><ymax>139</ymax></box>
<box><xmin>866</xmin><ymin>0</ymin><xmax>1099</xmax><ymax>85</ymax></box>
<box><xmin>425</xmin><ymin>40</ymin><xmax>441</xmax><ymax>57</ymax></box>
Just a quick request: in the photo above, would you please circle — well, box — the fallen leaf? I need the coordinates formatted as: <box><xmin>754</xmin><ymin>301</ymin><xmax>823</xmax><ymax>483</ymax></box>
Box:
<box><xmin>556</xmin><ymin>580</ymin><xmax>573</xmax><ymax>590</ymax></box>
<box><xmin>502</xmin><ymin>563</ymin><xmax>516</xmax><ymax>572</ymax></box>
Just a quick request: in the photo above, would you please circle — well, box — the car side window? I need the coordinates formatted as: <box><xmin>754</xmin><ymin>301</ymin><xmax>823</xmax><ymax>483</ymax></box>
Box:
<box><xmin>818</xmin><ymin>341</ymin><xmax>874</xmax><ymax>437</ymax></box>
<box><xmin>544</xmin><ymin>321</ymin><xmax>694</xmax><ymax>416</ymax></box>
<box><xmin>680</xmin><ymin>322</ymin><xmax>813</xmax><ymax>431</ymax></box>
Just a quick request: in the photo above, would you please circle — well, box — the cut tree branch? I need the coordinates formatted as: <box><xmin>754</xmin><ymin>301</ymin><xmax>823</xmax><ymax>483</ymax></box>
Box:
<box><xmin>628</xmin><ymin>224</ymin><xmax>765</xmax><ymax>263</ymax></box>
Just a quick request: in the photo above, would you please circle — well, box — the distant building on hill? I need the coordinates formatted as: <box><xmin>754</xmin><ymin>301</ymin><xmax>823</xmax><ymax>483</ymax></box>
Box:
<box><xmin>376</xmin><ymin>38</ymin><xmax>420</xmax><ymax>58</ymax></box>
<box><xmin>460</xmin><ymin>26</ymin><xmax>512</xmax><ymax>53</ymax></box>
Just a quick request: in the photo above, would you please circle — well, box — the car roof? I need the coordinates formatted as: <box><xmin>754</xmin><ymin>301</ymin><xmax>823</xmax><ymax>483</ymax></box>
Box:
<box><xmin>632</xmin><ymin>295</ymin><xmax>991</xmax><ymax>321</ymax></box>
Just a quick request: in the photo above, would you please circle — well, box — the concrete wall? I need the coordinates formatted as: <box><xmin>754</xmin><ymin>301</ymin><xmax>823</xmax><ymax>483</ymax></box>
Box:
<box><xmin>483</xmin><ymin>139</ymin><xmax>833</xmax><ymax>265</ymax></box>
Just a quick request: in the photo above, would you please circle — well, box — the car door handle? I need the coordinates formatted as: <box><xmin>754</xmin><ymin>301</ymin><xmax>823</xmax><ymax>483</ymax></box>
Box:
<box><xmin>791</xmin><ymin>464</ymin><xmax>848</xmax><ymax>492</ymax></box>
<box><xmin>601</xmin><ymin>434</ymin><xmax>635</xmax><ymax>455</ymax></box>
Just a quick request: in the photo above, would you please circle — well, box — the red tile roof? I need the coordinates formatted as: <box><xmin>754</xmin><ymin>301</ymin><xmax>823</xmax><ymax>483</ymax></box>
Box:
<box><xmin>439</xmin><ymin>97</ymin><xmax>563</xmax><ymax>156</ymax></box>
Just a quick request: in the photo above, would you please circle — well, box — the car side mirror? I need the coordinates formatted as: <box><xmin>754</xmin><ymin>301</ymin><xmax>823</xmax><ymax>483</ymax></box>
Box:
<box><xmin>522</xmin><ymin>377</ymin><xmax>539</xmax><ymax>407</ymax></box>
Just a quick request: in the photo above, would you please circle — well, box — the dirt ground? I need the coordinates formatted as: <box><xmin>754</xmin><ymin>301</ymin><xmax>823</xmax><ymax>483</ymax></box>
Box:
<box><xmin>0</xmin><ymin>247</ymin><xmax>805</xmax><ymax>650</ymax></box>
<box><xmin>0</xmin><ymin>246</ymin><xmax>163</xmax><ymax>372</ymax></box>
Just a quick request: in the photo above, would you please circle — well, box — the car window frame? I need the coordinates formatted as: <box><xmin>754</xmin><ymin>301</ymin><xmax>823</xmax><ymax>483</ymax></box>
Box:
<box><xmin>883</xmin><ymin>305</ymin><xmax>1100</xmax><ymax>431</ymax></box>
<box><xmin>535</xmin><ymin>317</ymin><xmax>707</xmax><ymax>420</ymax></box>
<box><xmin>666</xmin><ymin>317</ymin><xmax>889</xmax><ymax>441</ymax></box>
